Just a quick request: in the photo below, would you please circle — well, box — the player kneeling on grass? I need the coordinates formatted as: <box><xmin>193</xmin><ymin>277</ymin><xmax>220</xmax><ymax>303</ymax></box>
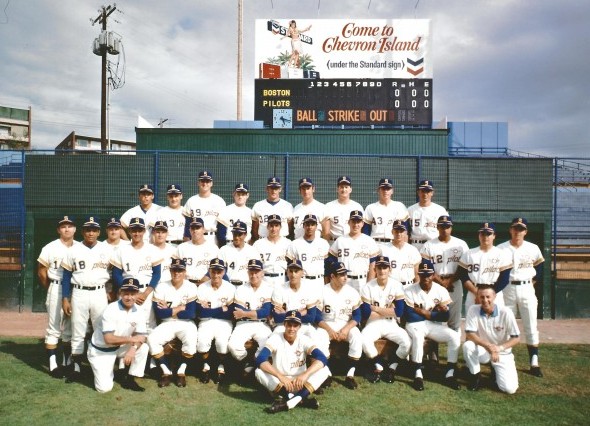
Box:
<box><xmin>463</xmin><ymin>285</ymin><xmax>520</xmax><ymax>394</ymax></box>
<box><xmin>87</xmin><ymin>278</ymin><xmax>148</xmax><ymax>393</ymax></box>
<box><xmin>255</xmin><ymin>310</ymin><xmax>330</xmax><ymax>414</ymax></box>
<box><xmin>148</xmin><ymin>258</ymin><xmax>198</xmax><ymax>388</ymax></box>
<box><xmin>404</xmin><ymin>259</ymin><xmax>461</xmax><ymax>391</ymax></box>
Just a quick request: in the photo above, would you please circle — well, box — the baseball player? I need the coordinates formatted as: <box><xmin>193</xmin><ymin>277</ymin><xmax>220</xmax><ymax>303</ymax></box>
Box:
<box><xmin>251</xmin><ymin>177</ymin><xmax>294</xmax><ymax>242</ymax></box>
<box><xmin>322</xmin><ymin>176</ymin><xmax>364</xmax><ymax>242</ymax></box>
<box><xmin>149</xmin><ymin>258</ymin><xmax>199</xmax><ymax>388</ymax></box>
<box><xmin>329</xmin><ymin>210</ymin><xmax>380</xmax><ymax>293</ymax></box>
<box><xmin>110</xmin><ymin>217</ymin><xmax>163</xmax><ymax>334</ymax></box>
<box><xmin>457</xmin><ymin>222</ymin><xmax>513</xmax><ymax>313</ymax></box>
<box><xmin>271</xmin><ymin>260</ymin><xmax>321</xmax><ymax>338</ymax></box>
<box><xmin>182</xmin><ymin>170</ymin><xmax>227</xmax><ymax>246</ymax></box>
<box><xmin>404</xmin><ymin>260</ymin><xmax>461</xmax><ymax>391</ymax></box>
<box><xmin>255</xmin><ymin>310</ymin><xmax>330</xmax><ymax>414</ymax></box>
<box><xmin>174</xmin><ymin>217</ymin><xmax>219</xmax><ymax>285</ymax></box>
<box><xmin>196</xmin><ymin>258</ymin><xmax>235</xmax><ymax>384</ymax></box>
<box><xmin>228</xmin><ymin>259</ymin><xmax>273</xmax><ymax>380</ymax></box>
<box><xmin>498</xmin><ymin>217</ymin><xmax>545</xmax><ymax>377</ymax></box>
<box><xmin>361</xmin><ymin>255</ymin><xmax>411</xmax><ymax>384</ymax></box>
<box><xmin>37</xmin><ymin>215</ymin><xmax>77</xmax><ymax>378</ymax></box>
<box><xmin>61</xmin><ymin>216</ymin><xmax>111</xmax><ymax>383</ymax></box>
<box><xmin>216</xmin><ymin>183</ymin><xmax>252</xmax><ymax>246</ymax></box>
<box><xmin>151</xmin><ymin>220</ymin><xmax>176</xmax><ymax>283</ymax></box>
<box><xmin>120</xmin><ymin>184</ymin><xmax>161</xmax><ymax>242</ymax></box>
<box><xmin>316</xmin><ymin>261</ymin><xmax>362</xmax><ymax>390</ymax></box>
<box><xmin>86</xmin><ymin>278</ymin><xmax>149</xmax><ymax>393</ymax></box>
<box><xmin>464</xmin><ymin>285</ymin><xmax>520</xmax><ymax>394</ymax></box>
<box><xmin>103</xmin><ymin>217</ymin><xmax>130</xmax><ymax>301</ymax></box>
<box><xmin>155</xmin><ymin>184</ymin><xmax>186</xmax><ymax>246</ymax></box>
<box><xmin>420</xmin><ymin>215</ymin><xmax>469</xmax><ymax>332</ymax></box>
<box><xmin>407</xmin><ymin>180</ymin><xmax>449</xmax><ymax>251</ymax></box>
<box><xmin>219</xmin><ymin>221</ymin><xmax>260</xmax><ymax>286</ymax></box>
<box><xmin>292</xmin><ymin>177</ymin><xmax>327</xmax><ymax>240</ymax></box>
<box><xmin>286</xmin><ymin>214</ymin><xmax>330</xmax><ymax>288</ymax></box>
<box><xmin>381</xmin><ymin>220</ymin><xmax>422</xmax><ymax>286</ymax></box>
<box><xmin>253</xmin><ymin>214</ymin><xmax>290</xmax><ymax>287</ymax></box>
<box><xmin>364</xmin><ymin>178</ymin><xmax>409</xmax><ymax>249</ymax></box>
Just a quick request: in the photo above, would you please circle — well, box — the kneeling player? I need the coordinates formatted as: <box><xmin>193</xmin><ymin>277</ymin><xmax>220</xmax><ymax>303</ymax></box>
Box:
<box><xmin>148</xmin><ymin>259</ymin><xmax>198</xmax><ymax>388</ymax></box>
<box><xmin>255</xmin><ymin>310</ymin><xmax>330</xmax><ymax>414</ymax></box>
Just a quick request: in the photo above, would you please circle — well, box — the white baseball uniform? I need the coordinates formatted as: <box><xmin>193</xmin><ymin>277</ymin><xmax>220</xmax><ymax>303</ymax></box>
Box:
<box><xmin>364</xmin><ymin>200</ymin><xmax>409</xmax><ymax>247</ymax></box>
<box><xmin>153</xmin><ymin>243</ymin><xmax>176</xmax><ymax>283</ymax></box>
<box><xmin>407</xmin><ymin>202</ymin><xmax>448</xmax><ymax>250</ymax></box>
<box><xmin>174</xmin><ymin>240</ymin><xmax>219</xmax><ymax>282</ymax></box>
<box><xmin>183</xmin><ymin>193</ymin><xmax>227</xmax><ymax>244</ymax></box>
<box><xmin>62</xmin><ymin>241</ymin><xmax>111</xmax><ymax>355</ymax></box>
<box><xmin>148</xmin><ymin>279</ymin><xmax>199</xmax><ymax>356</ymax></box>
<box><xmin>110</xmin><ymin>243</ymin><xmax>164</xmax><ymax>331</ymax></box>
<box><xmin>228</xmin><ymin>281</ymin><xmax>274</xmax><ymax>361</ymax></box>
<box><xmin>271</xmin><ymin>281</ymin><xmax>320</xmax><ymax>338</ymax></box>
<box><xmin>251</xmin><ymin>199</ymin><xmax>294</xmax><ymax>239</ymax></box>
<box><xmin>196</xmin><ymin>280</ymin><xmax>235</xmax><ymax>354</ymax></box>
<box><xmin>217</xmin><ymin>203</ymin><xmax>253</xmax><ymax>244</ymax></box>
<box><xmin>323</xmin><ymin>199</ymin><xmax>363</xmax><ymax>240</ymax></box>
<box><xmin>120</xmin><ymin>204</ymin><xmax>162</xmax><ymax>242</ymax></box>
<box><xmin>292</xmin><ymin>200</ymin><xmax>326</xmax><ymax>239</ymax></box>
<box><xmin>420</xmin><ymin>236</ymin><xmax>469</xmax><ymax>331</ymax></box>
<box><xmin>497</xmin><ymin>240</ymin><xmax>544</xmax><ymax>345</ymax></box>
<box><xmin>404</xmin><ymin>282</ymin><xmax>460</xmax><ymax>364</ymax></box>
<box><xmin>459</xmin><ymin>246</ymin><xmax>512</xmax><ymax>312</ymax></box>
<box><xmin>254</xmin><ymin>237</ymin><xmax>290</xmax><ymax>287</ymax></box>
<box><xmin>329</xmin><ymin>234</ymin><xmax>380</xmax><ymax>293</ymax></box>
<box><xmin>381</xmin><ymin>242</ymin><xmax>421</xmax><ymax>286</ymax></box>
<box><xmin>218</xmin><ymin>243</ymin><xmax>261</xmax><ymax>285</ymax></box>
<box><xmin>86</xmin><ymin>300</ymin><xmax>149</xmax><ymax>393</ymax></box>
<box><xmin>360</xmin><ymin>277</ymin><xmax>411</xmax><ymax>360</ymax></box>
<box><xmin>155</xmin><ymin>206</ymin><xmax>186</xmax><ymax>243</ymax></box>
<box><xmin>255</xmin><ymin>332</ymin><xmax>330</xmax><ymax>393</ymax></box>
<box><xmin>463</xmin><ymin>304</ymin><xmax>520</xmax><ymax>394</ymax></box>
<box><xmin>38</xmin><ymin>239</ymin><xmax>79</xmax><ymax>347</ymax></box>
<box><xmin>287</xmin><ymin>237</ymin><xmax>330</xmax><ymax>287</ymax></box>
<box><xmin>317</xmin><ymin>283</ymin><xmax>363</xmax><ymax>359</ymax></box>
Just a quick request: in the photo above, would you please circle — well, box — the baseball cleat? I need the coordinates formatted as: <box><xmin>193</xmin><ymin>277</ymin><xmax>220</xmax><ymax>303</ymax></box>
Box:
<box><xmin>300</xmin><ymin>397</ymin><xmax>320</xmax><ymax>409</ymax></box>
<box><xmin>468</xmin><ymin>373</ymin><xmax>480</xmax><ymax>391</ymax></box>
<box><xmin>158</xmin><ymin>374</ymin><xmax>172</xmax><ymax>388</ymax></box>
<box><xmin>445</xmin><ymin>376</ymin><xmax>461</xmax><ymax>390</ymax></box>
<box><xmin>530</xmin><ymin>366</ymin><xmax>543</xmax><ymax>377</ymax></box>
<box><xmin>176</xmin><ymin>375</ymin><xmax>187</xmax><ymax>388</ymax></box>
<box><xmin>65</xmin><ymin>371</ymin><xmax>80</xmax><ymax>384</ymax></box>
<box><xmin>200</xmin><ymin>370</ymin><xmax>210</xmax><ymax>384</ymax></box>
<box><xmin>49</xmin><ymin>367</ymin><xmax>64</xmax><ymax>379</ymax></box>
<box><xmin>413</xmin><ymin>377</ymin><xmax>424</xmax><ymax>391</ymax></box>
<box><xmin>214</xmin><ymin>371</ymin><xmax>226</xmax><ymax>385</ymax></box>
<box><xmin>344</xmin><ymin>376</ymin><xmax>358</xmax><ymax>390</ymax></box>
<box><xmin>366</xmin><ymin>370</ymin><xmax>381</xmax><ymax>383</ymax></box>
<box><xmin>265</xmin><ymin>400</ymin><xmax>288</xmax><ymax>414</ymax></box>
<box><xmin>122</xmin><ymin>376</ymin><xmax>145</xmax><ymax>392</ymax></box>
<box><xmin>381</xmin><ymin>368</ymin><xmax>396</xmax><ymax>384</ymax></box>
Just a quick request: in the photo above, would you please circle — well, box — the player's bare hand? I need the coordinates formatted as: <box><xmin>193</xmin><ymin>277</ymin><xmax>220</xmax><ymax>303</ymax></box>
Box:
<box><xmin>136</xmin><ymin>291</ymin><xmax>147</xmax><ymax>305</ymax></box>
<box><xmin>274</xmin><ymin>305</ymin><xmax>286</xmax><ymax>314</ymax></box>
<box><xmin>157</xmin><ymin>300</ymin><xmax>168</xmax><ymax>309</ymax></box>
<box><xmin>62</xmin><ymin>299</ymin><xmax>72</xmax><ymax>317</ymax></box>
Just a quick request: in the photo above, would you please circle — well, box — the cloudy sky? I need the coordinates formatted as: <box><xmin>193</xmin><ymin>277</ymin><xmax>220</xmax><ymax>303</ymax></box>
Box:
<box><xmin>1</xmin><ymin>0</ymin><xmax>588</xmax><ymax>156</ymax></box>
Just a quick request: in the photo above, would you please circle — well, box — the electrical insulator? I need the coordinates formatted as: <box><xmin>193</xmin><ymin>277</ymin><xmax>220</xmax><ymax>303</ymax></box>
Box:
<box><xmin>98</xmin><ymin>30</ymin><xmax>108</xmax><ymax>48</ymax></box>
<box><xmin>109</xmin><ymin>38</ymin><xmax>121</xmax><ymax>55</ymax></box>
<box><xmin>92</xmin><ymin>38</ymin><xmax>103</xmax><ymax>56</ymax></box>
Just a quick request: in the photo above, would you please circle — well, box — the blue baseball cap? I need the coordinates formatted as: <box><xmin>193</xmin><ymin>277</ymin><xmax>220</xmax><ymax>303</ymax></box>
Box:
<box><xmin>120</xmin><ymin>278</ymin><xmax>140</xmax><ymax>292</ymax></box>
<box><xmin>106</xmin><ymin>217</ymin><xmax>122</xmax><ymax>228</ymax></box>
<box><xmin>479</xmin><ymin>222</ymin><xmax>496</xmax><ymax>234</ymax></box>
<box><xmin>153</xmin><ymin>220</ymin><xmax>168</xmax><ymax>230</ymax></box>
<box><xmin>379</xmin><ymin>178</ymin><xmax>394</xmax><ymax>188</ymax></box>
<box><xmin>170</xmin><ymin>258</ymin><xmax>187</xmax><ymax>270</ymax></box>
<box><xmin>198</xmin><ymin>170</ymin><xmax>213</xmax><ymax>181</ymax></box>
<box><xmin>234</xmin><ymin>183</ymin><xmax>249</xmax><ymax>193</ymax></box>
<box><xmin>287</xmin><ymin>259</ymin><xmax>303</xmax><ymax>270</ymax></box>
<box><xmin>511</xmin><ymin>217</ymin><xmax>528</xmax><ymax>229</ymax></box>
<box><xmin>58</xmin><ymin>215</ymin><xmax>75</xmax><ymax>226</ymax></box>
<box><xmin>418</xmin><ymin>259</ymin><xmax>435</xmax><ymax>275</ymax></box>
<box><xmin>139</xmin><ymin>184</ymin><xmax>154</xmax><ymax>193</ymax></box>
<box><xmin>209</xmin><ymin>258</ymin><xmax>226</xmax><ymax>270</ymax></box>
<box><xmin>129</xmin><ymin>217</ymin><xmax>146</xmax><ymax>229</ymax></box>
<box><xmin>437</xmin><ymin>215</ymin><xmax>453</xmax><ymax>226</ymax></box>
<box><xmin>232</xmin><ymin>220</ymin><xmax>247</xmax><ymax>233</ymax></box>
<box><xmin>267</xmin><ymin>177</ymin><xmax>282</xmax><ymax>188</ymax></box>
<box><xmin>375</xmin><ymin>255</ymin><xmax>391</xmax><ymax>267</ymax></box>
<box><xmin>349</xmin><ymin>210</ymin><xmax>363</xmax><ymax>220</ymax></box>
<box><xmin>83</xmin><ymin>216</ymin><xmax>100</xmax><ymax>229</ymax></box>
<box><xmin>189</xmin><ymin>217</ymin><xmax>204</xmax><ymax>228</ymax></box>
<box><xmin>337</xmin><ymin>176</ymin><xmax>352</xmax><ymax>185</ymax></box>
<box><xmin>166</xmin><ymin>184</ymin><xmax>182</xmax><ymax>194</ymax></box>
<box><xmin>267</xmin><ymin>214</ymin><xmax>282</xmax><ymax>224</ymax></box>
<box><xmin>299</xmin><ymin>177</ymin><xmax>314</xmax><ymax>187</ymax></box>
<box><xmin>418</xmin><ymin>180</ymin><xmax>434</xmax><ymax>191</ymax></box>
<box><xmin>284</xmin><ymin>310</ymin><xmax>302</xmax><ymax>324</ymax></box>
<box><xmin>392</xmin><ymin>219</ymin><xmax>408</xmax><ymax>231</ymax></box>
<box><xmin>303</xmin><ymin>214</ymin><xmax>318</xmax><ymax>224</ymax></box>
<box><xmin>247</xmin><ymin>259</ymin><xmax>263</xmax><ymax>271</ymax></box>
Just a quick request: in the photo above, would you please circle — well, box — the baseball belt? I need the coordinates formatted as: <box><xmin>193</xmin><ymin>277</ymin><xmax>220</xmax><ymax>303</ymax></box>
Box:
<box><xmin>475</xmin><ymin>283</ymin><xmax>494</xmax><ymax>287</ymax></box>
<box><xmin>51</xmin><ymin>280</ymin><xmax>61</xmax><ymax>284</ymax></box>
<box><xmin>90</xmin><ymin>341</ymin><xmax>119</xmax><ymax>352</ymax></box>
<box><xmin>237</xmin><ymin>319</ymin><xmax>265</xmax><ymax>323</ymax></box>
<box><xmin>348</xmin><ymin>274</ymin><xmax>367</xmax><ymax>279</ymax></box>
<box><xmin>402</xmin><ymin>281</ymin><xmax>414</xmax><ymax>286</ymax></box>
<box><xmin>264</xmin><ymin>272</ymin><xmax>285</xmax><ymax>277</ymax></box>
<box><xmin>167</xmin><ymin>239</ymin><xmax>184</xmax><ymax>245</ymax></box>
<box><xmin>374</xmin><ymin>237</ymin><xmax>391</xmax><ymax>243</ymax></box>
<box><xmin>305</xmin><ymin>275</ymin><xmax>323</xmax><ymax>280</ymax></box>
<box><xmin>231</xmin><ymin>280</ymin><xmax>244</xmax><ymax>286</ymax></box>
<box><xmin>204</xmin><ymin>231</ymin><xmax>216</xmax><ymax>236</ymax></box>
<box><xmin>511</xmin><ymin>280</ymin><xmax>532</xmax><ymax>285</ymax></box>
<box><xmin>411</xmin><ymin>239</ymin><xmax>427</xmax><ymax>244</ymax></box>
<box><xmin>439</xmin><ymin>275</ymin><xmax>453</xmax><ymax>279</ymax></box>
<box><xmin>73</xmin><ymin>284</ymin><xmax>105</xmax><ymax>291</ymax></box>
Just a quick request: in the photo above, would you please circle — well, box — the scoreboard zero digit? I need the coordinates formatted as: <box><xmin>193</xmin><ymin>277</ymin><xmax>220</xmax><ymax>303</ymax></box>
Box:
<box><xmin>254</xmin><ymin>78</ymin><xmax>432</xmax><ymax>129</ymax></box>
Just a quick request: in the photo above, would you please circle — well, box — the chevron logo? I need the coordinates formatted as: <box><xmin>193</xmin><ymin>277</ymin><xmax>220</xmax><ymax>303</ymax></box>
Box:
<box><xmin>407</xmin><ymin>67</ymin><xmax>424</xmax><ymax>76</ymax></box>
<box><xmin>407</xmin><ymin>57</ymin><xmax>424</xmax><ymax>67</ymax></box>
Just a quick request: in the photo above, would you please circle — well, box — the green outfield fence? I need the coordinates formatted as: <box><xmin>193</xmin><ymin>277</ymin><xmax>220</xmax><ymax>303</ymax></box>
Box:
<box><xmin>0</xmin><ymin>150</ymin><xmax>588</xmax><ymax>318</ymax></box>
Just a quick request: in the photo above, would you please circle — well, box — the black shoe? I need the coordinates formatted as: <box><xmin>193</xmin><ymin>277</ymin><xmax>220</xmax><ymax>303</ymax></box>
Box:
<box><xmin>344</xmin><ymin>376</ymin><xmax>358</xmax><ymax>390</ymax></box>
<box><xmin>413</xmin><ymin>377</ymin><xmax>424</xmax><ymax>391</ymax></box>
<box><xmin>382</xmin><ymin>368</ymin><xmax>396</xmax><ymax>384</ymax></box>
<box><xmin>265</xmin><ymin>400</ymin><xmax>288</xmax><ymax>414</ymax></box>
<box><xmin>530</xmin><ymin>366</ymin><xmax>543</xmax><ymax>377</ymax></box>
<box><xmin>158</xmin><ymin>374</ymin><xmax>172</xmax><ymax>388</ymax></box>
<box><xmin>49</xmin><ymin>367</ymin><xmax>64</xmax><ymax>379</ymax></box>
<box><xmin>200</xmin><ymin>370</ymin><xmax>210</xmax><ymax>384</ymax></box>
<box><xmin>323</xmin><ymin>376</ymin><xmax>333</xmax><ymax>388</ymax></box>
<box><xmin>468</xmin><ymin>373</ymin><xmax>480</xmax><ymax>391</ymax></box>
<box><xmin>314</xmin><ymin>386</ymin><xmax>324</xmax><ymax>395</ymax></box>
<box><xmin>65</xmin><ymin>370</ymin><xmax>81</xmax><ymax>384</ymax></box>
<box><xmin>366</xmin><ymin>370</ymin><xmax>381</xmax><ymax>383</ymax></box>
<box><xmin>176</xmin><ymin>375</ymin><xmax>187</xmax><ymax>387</ymax></box>
<box><xmin>149</xmin><ymin>366</ymin><xmax>161</xmax><ymax>380</ymax></box>
<box><xmin>446</xmin><ymin>376</ymin><xmax>461</xmax><ymax>390</ymax></box>
<box><xmin>214</xmin><ymin>371</ymin><xmax>226</xmax><ymax>385</ymax></box>
<box><xmin>300</xmin><ymin>397</ymin><xmax>319</xmax><ymax>409</ymax></box>
<box><xmin>122</xmin><ymin>376</ymin><xmax>145</xmax><ymax>392</ymax></box>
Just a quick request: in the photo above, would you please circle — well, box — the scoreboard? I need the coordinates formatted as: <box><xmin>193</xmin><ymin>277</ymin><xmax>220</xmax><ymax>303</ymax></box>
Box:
<box><xmin>254</xmin><ymin>78</ymin><xmax>432</xmax><ymax>129</ymax></box>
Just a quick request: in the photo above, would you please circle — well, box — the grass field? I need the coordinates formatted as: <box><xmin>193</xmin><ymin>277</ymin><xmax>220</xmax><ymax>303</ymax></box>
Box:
<box><xmin>0</xmin><ymin>339</ymin><xmax>589</xmax><ymax>425</ymax></box>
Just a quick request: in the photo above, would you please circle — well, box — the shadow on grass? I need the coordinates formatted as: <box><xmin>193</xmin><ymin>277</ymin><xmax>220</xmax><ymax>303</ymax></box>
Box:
<box><xmin>0</xmin><ymin>338</ymin><xmax>47</xmax><ymax>375</ymax></box>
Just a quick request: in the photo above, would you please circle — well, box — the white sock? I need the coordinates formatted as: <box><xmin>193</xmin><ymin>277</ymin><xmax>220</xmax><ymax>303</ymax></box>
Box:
<box><xmin>346</xmin><ymin>367</ymin><xmax>356</xmax><ymax>377</ymax></box>
<box><xmin>150</xmin><ymin>358</ymin><xmax>157</xmax><ymax>369</ymax></box>
<box><xmin>415</xmin><ymin>369</ymin><xmax>423</xmax><ymax>379</ymax></box>
<box><xmin>287</xmin><ymin>396</ymin><xmax>302</xmax><ymax>410</ymax></box>
<box><xmin>160</xmin><ymin>364</ymin><xmax>173</xmax><ymax>376</ymax></box>
<box><xmin>531</xmin><ymin>355</ymin><xmax>539</xmax><ymax>367</ymax></box>
<box><xmin>177</xmin><ymin>363</ymin><xmax>187</xmax><ymax>376</ymax></box>
<box><xmin>389</xmin><ymin>362</ymin><xmax>398</xmax><ymax>371</ymax></box>
<box><xmin>119</xmin><ymin>358</ymin><xmax>125</xmax><ymax>369</ymax></box>
<box><xmin>203</xmin><ymin>362</ymin><xmax>210</xmax><ymax>372</ymax></box>
<box><xmin>218</xmin><ymin>364</ymin><xmax>225</xmax><ymax>374</ymax></box>
<box><xmin>74</xmin><ymin>362</ymin><xmax>81</xmax><ymax>373</ymax></box>
<box><xmin>49</xmin><ymin>354</ymin><xmax>58</xmax><ymax>371</ymax></box>
<box><xmin>374</xmin><ymin>363</ymin><xmax>383</xmax><ymax>372</ymax></box>
<box><xmin>445</xmin><ymin>368</ymin><xmax>455</xmax><ymax>378</ymax></box>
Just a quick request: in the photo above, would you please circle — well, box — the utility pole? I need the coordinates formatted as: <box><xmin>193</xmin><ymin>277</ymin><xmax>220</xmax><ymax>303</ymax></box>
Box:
<box><xmin>237</xmin><ymin>0</ymin><xmax>243</xmax><ymax>120</ymax></box>
<box><xmin>92</xmin><ymin>4</ymin><xmax>117</xmax><ymax>152</ymax></box>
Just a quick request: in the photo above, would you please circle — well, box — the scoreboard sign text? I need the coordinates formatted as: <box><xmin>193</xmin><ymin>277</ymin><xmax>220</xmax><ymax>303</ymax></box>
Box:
<box><xmin>254</xmin><ymin>78</ymin><xmax>432</xmax><ymax>128</ymax></box>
